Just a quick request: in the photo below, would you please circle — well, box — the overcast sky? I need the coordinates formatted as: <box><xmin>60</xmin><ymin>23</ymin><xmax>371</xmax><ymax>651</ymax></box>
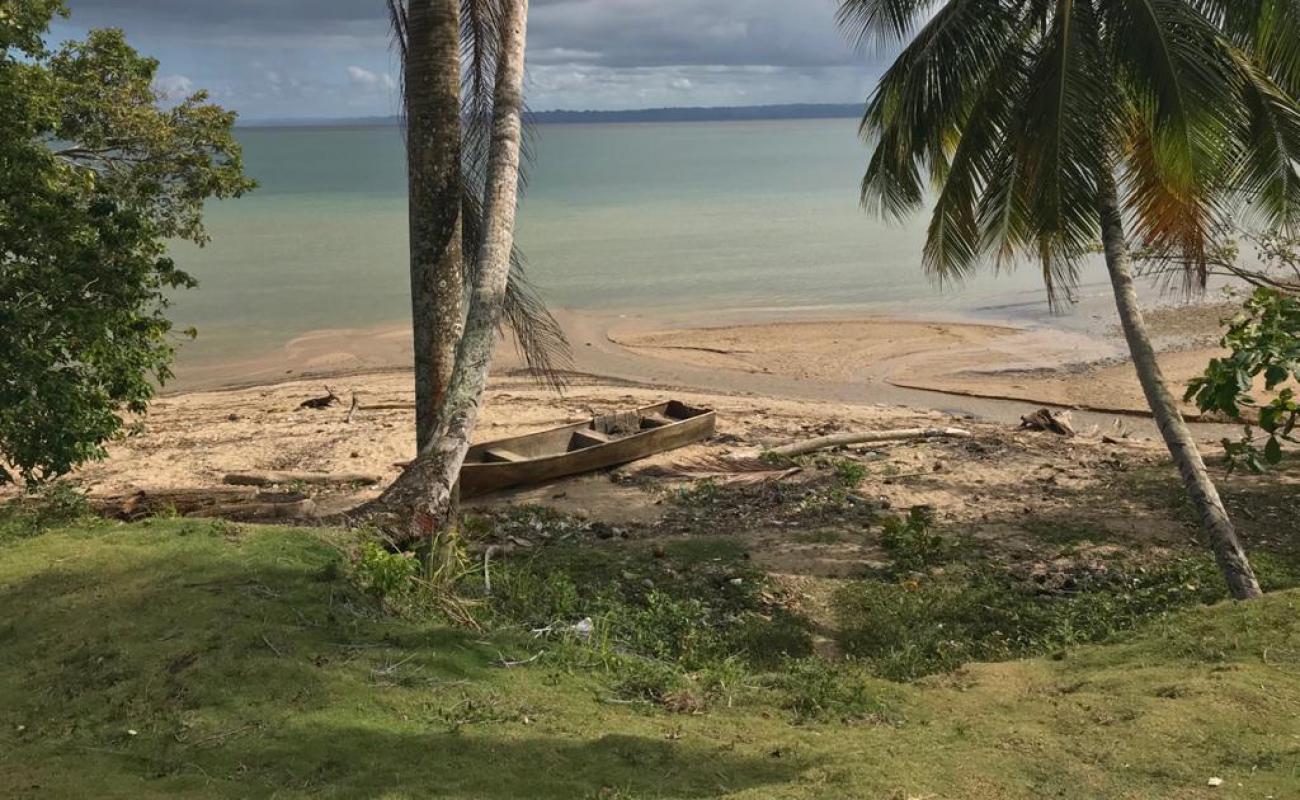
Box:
<box><xmin>48</xmin><ymin>1</ymin><xmax>892</xmax><ymax>120</ymax></box>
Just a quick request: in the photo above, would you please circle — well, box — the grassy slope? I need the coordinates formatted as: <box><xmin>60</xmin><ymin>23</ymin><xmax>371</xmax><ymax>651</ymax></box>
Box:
<box><xmin>1</xmin><ymin>521</ymin><xmax>1298</xmax><ymax>799</ymax></box>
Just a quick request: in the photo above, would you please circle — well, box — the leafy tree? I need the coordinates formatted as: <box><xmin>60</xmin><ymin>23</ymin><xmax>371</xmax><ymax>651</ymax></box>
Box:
<box><xmin>1</xmin><ymin>3</ymin><xmax>254</xmax><ymax>484</ymax></box>
<box><xmin>1187</xmin><ymin>287</ymin><xmax>1300</xmax><ymax>472</ymax></box>
<box><xmin>838</xmin><ymin>0</ymin><xmax>1300</xmax><ymax>600</ymax></box>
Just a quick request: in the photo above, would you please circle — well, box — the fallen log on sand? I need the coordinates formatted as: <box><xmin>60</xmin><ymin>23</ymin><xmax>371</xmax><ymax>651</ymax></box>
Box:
<box><xmin>90</xmin><ymin>488</ymin><xmax>315</xmax><ymax>521</ymax></box>
<box><xmin>223</xmin><ymin>472</ymin><xmax>382</xmax><ymax>488</ymax></box>
<box><xmin>767</xmin><ymin>427</ymin><xmax>972</xmax><ymax>458</ymax></box>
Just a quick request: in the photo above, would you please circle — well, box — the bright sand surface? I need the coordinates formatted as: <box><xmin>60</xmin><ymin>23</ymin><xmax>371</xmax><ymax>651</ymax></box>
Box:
<box><xmin>166</xmin><ymin>302</ymin><xmax>1231</xmax><ymax>422</ymax></box>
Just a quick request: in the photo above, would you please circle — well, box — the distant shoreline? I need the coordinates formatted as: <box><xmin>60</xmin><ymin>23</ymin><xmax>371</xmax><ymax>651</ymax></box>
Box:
<box><xmin>239</xmin><ymin>103</ymin><xmax>863</xmax><ymax>129</ymax></box>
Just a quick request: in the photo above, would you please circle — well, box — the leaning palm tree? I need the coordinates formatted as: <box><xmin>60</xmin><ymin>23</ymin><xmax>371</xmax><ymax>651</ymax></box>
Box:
<box><xmin>838</xmin><ymin>0</ymin><xmax>1300</xmax><ymax>599</ymax></box>
<box><xmin>363</xmin><ymin>0</ymin><xmax>533</xmax><ymax>543</ymax></box>
<box><xmin>387</xmin><ymin>0</ymin><xmax>567</xmax><ymax>453</ymax></box>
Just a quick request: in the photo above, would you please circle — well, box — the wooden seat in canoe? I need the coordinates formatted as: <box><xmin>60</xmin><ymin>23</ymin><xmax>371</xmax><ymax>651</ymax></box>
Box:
<box><xmin>640</xmin><ymin>413</ymin><xmax>673</xmax><ymax>428</ymax></box>
<box><xmin>482</xmin><ymin>447</ymin><xmax>527</xmax><ymax>463</ymax></box>
<box><xmin>570</xmin><ymin>429</ymin><xmax>613</xmax><ymax>449</ymax></box>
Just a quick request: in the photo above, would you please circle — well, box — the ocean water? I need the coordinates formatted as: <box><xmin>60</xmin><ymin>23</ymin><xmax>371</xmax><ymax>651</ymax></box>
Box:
<box><xmin>170</xmin><ymin>118</ymin><xmax>1093</xmax><ymax>367</ymax></box>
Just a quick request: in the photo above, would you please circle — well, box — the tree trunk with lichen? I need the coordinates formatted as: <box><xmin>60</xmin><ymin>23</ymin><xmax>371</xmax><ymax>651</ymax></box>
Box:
<box><xmin>404</xmin><ymin>0</ymin><xmax>464</xmax><ymax>451</ymax></box>
<box><xmin>361</xmin><ymin>0</ymin><xmax>530</xmax><ymax>543</ymax></box>
<box><xmin>1097</xmin><ymin>169</ymin><xmax>1262</xmax><ymax>601</ymax></box>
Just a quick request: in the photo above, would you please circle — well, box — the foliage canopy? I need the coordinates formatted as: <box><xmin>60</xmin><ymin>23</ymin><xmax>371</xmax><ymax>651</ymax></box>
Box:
<box><xmin>1</xmin><ymin>2</ymin><xmax>254</xmax><ymax>484</ymax></box>
<box><xmin>839</xmin><ymin>0</ymin><xmax>1300</xmax><ymax>301</ymax></box>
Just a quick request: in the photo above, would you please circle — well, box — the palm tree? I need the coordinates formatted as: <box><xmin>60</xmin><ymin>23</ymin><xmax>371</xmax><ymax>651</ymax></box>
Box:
<box><xmin>387</xmin><ymin>0</ymin><xmax>568</xmax><ymax>453</ymax></box>
<box><xmin>390</xmin><ymin>0</ymin><xmax>465</xmax><ymax>451</ymax></box>
<box><xmin>838</xmin><ymin>0</ymin><xmax>1300</xmax><ymax>599</ymax></box>
<box><xmin>364</xmin><ymin>0</ymin><xmax>532</xmax><ymax>543</ymax></box>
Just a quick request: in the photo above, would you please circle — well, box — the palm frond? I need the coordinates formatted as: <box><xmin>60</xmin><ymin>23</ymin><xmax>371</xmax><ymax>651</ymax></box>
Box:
<box><xmin>858</xmin><ymin>0</ymin><xmax>1023</xmax><ymax>221</ymax></box>
<box><xmin>1194</xmin><ymin>0</ymin><xmax>1300</xmax><ymax>95</ymax></box>
<box><xmin>1224</xmin><ymin>45</ymin><xmax>1300</xmax><ymax>233</ymax></box>
<box><xmin>924</xmin><ymin>34</ymin><xmax>1030</xmax><ymax>281</ymax></box>
<box><xmin>1012</xmin><ymin>0</ymin><xmax>1112</xmax><ymax>304</ymax></box>
<box><xmin>458</xmin><ymin>0</ymin><xmax>565</xmax><ymax>388</ymax></box>
<box><xmin>837</xmin><ymin>0</ymin><xmax>947</xmax><ymax>46</ymax></box>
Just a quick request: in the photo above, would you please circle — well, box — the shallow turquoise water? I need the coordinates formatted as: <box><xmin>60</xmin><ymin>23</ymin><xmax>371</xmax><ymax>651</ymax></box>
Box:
<box><xmin>170</xmin><ymin>119</ymin><xmax>1080</xmax><ymax>366</ymax></box>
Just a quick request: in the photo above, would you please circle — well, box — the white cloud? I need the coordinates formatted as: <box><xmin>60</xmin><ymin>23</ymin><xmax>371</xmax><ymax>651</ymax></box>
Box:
<box><xmin>346</xmin><ymin>65</ymin><xmax>395</xmax><ymax>91</ymax></box>
<box><xmin>154</xmin><ymin>73</ymin><xmax>194</xmax><ymax>99</ymax></box>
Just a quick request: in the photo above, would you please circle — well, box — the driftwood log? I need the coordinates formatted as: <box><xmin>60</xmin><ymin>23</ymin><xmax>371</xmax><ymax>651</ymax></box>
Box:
<box><xmin>90</xmin><ymin>488</ymin><xmax>315</xmax><ymax>522</ymax></box>
<box><xmin>222</xmin><ymin>472</ymin><xmax>382</xmax><ymax>488</ymax></box>
<box><xmin>299</xmin><ymin>385</ymin><xmax>340</xmax><ymax>410</ymax></box>
<box><xmin>1019</xmin><ymin>408</ymin><xmax>1076</xmax><ymax>437</ymax></box>
<box><xmin>767</xmin><ymin>427</ymin><xmax>973</xmax><ymax>458</ymax></box>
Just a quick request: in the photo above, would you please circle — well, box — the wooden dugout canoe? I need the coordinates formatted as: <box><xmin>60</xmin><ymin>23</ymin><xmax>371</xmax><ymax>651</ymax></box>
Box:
<box><xmin>460</xmin><ymin>400</ymin><xmax>715</xmax><ymax>497</ymax></box>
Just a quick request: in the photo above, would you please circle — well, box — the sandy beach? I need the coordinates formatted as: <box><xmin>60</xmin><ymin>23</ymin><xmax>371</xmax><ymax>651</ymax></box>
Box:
<box><xmin>41</xmin><ymin>296</ymin><xmax>1256</xmax><ymax>526</ymax></box>
<box><xmin>166</xmin><ymin>299</ymin><xmax>1237</xmax><ymax>420</ymax></box>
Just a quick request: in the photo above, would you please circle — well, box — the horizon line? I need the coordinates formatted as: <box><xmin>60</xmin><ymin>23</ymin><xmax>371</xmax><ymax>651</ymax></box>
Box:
<box><xmin>239</xmin><ymin>101</ymin><xmax>865</xmax><ymax>128</ymax></box>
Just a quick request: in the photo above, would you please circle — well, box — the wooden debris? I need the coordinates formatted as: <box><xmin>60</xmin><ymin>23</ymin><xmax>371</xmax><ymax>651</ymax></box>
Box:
<box><xmin>89</xmin><ymin>487</ymin><xmax>314</xmax><ymax>522</ymax></box>
<box><xmin>299</xmin><ymin>385</ymin><xmax>340</xmax><ymax>410</ymax></box>
<box><xmin>632</xmin><ymin>455</ymin><xmax>801</xmax><ymax>486</ymax></box>
<box><xmin>1019</xmin><ymin>408</ymin><xmax>1076</xmax><ymax>437</ymax></box>
<box><xmin>766</xmin><ymin>427</ymin><xmax>972</xmax><ymax>458</ymax></box>
<box><xmin>222</xmin><ymin>471</ymin><xmax>382</xmax><ymax>487</ymax></box>
<box><xmin>345</xmin><ymin>393</ymin><xmax>360</xmax><ymax>423</ymax></box>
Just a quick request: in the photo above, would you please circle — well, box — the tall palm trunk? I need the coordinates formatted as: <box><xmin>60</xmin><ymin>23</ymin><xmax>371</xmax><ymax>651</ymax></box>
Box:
<box><xmin>404</xmin><ymin>0</ymin><xmax>464</xmax><ymax>450</ymax></box>
<box><xmin>1096</xmin><ymin>170</ymin><xmax>1263</xmax><ymax>600</ymax></box>
<box><xmin>367</xmin><ymin>0</ymin><xmax>530</xmax><ymax>541</ymax></box>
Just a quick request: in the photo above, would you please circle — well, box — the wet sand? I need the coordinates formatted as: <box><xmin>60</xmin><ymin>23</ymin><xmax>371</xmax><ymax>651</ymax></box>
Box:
<box><xmin>166</xmin><ymin>301</ymin><xmax>1234</xmax><ymax>429</ymax></box>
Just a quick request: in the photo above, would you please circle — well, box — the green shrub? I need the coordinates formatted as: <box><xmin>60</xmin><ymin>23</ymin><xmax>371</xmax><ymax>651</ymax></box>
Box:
<box><xmin>832</xmin><ymin>458</ymin><xmax>868</xmax><ymax>488</ymax></box>
<box><xmin>609</xmin><ymin>591</ymin><xmax>727</xmax><ymax>668</ymax></box>
<box><xmin>835</xmin><ymin>557</ymin><xmax>1232</xmax><ymax>681</ymax></box>
<box><xmin>771</xmin><ymin>658</ymin><xmax>881</xmax><ymax>723</ymax></box>
<box><xmin>731</xmin><ymin>610</ymin><xmax>815</xmax><ymax>668</ymax></box>
<box><xmin>485</xmin><ymin>564</ymin><xmax>583</xmax><ymax>629</ymax></box>
<box><xmin>353</xmin><ymin>541</ymin><xmax>421</xmax><ymax>601</ymax></box>
<box><xmin>879</xmin><ymin>507</ymin><xmax>947</xmax><ymax>573</ymax></box>
<box><xmin>0</xmin><ymin>483</ymin><xmax>94</xmax><ymax>543</ymax></box>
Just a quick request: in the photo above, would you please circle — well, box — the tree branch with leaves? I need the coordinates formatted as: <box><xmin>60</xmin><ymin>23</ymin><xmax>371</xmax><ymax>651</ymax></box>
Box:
<box><xmin>0</xmin><ymin>5</ymin><xmax>254</xmax><ymax>485</ymax></box>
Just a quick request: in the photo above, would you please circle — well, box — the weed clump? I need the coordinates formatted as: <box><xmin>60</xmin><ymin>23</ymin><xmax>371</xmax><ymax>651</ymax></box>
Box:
<box><xmin>0</xmin><ymin>483</ymin><xmax>94</xmax><ymax>543</ymax></box>
<box><xmin>768</xmin><ymin>658</ymin><xmax>889</xmax><ymax>723</ymax></box>
<box><xmin>879</xmin><ymin>507</ymin><xmax>947</xmax><ymax>574</ymax></box>
<box><xmin>835</xmin><ymin>556</ymin><xmax>1235</xmax><ymax>681</ymax></box>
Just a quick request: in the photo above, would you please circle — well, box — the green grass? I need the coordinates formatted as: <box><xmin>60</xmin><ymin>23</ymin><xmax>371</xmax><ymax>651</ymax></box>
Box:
<box><xmin>2</xmin><ymin>520</ymin><xmax>1300</xmax><ymax>798</ymax></box>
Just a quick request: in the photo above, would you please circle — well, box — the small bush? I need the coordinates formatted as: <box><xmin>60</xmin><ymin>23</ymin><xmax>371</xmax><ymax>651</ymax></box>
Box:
<box><xmin>0</xmin><ymin>483</ymin><xmax>94</xmax><ymax>543</ymax></box>
<box><xmin>611</xmin><ymin>657</ymin><xmax>688</xmax><ymax>705</ymax></box>
<box><xmin>353</xmin><ymin>541</ymin><xmax>421</xmax><ymax>601</ymax></box>
<box><xmin>835</xmin><ymin>557</ymin><xmax>1231</xmax><ymax>681</ymax></box>
<box><xmin>731</xmin><ymin>610</ymin><xmax>815</xmax><ymax>668</ymax></box>
<box><xmin>485</xmin><ymin>565</ymin><xmax>584</xmax><ymax>629</ymax></box>
<box><xmin>832</xmin><ymin>458</ymin><xmax>868</xmax><ymax>488</ymax></box>
<box><xmin>879</xmin><ymin>507</ymin><xmax>947</xmax><ymax>574</ymax></box>
<box><xmin>609</xmin><ymin>591</ymin><xmax>728</xmax><ymax>668</ymax></box>
<box><xmin>772</xmin><ymin>658</ymin><xmax>881</xmax><ymax>723</ymax></box>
